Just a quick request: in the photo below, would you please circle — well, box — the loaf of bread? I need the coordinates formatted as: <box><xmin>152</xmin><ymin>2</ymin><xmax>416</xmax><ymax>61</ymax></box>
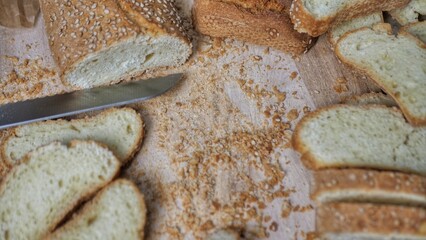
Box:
<box><xmin>312</xmin><ymin>169</ymin><xmax>426</xmax><ymax>206</ymax></box>
<box><xmin>292</xmin><ymin>105</ymin><xmax>426</xmax><ymax>175</ymax></box>
<box><xmin>193</xmin><ymin>0</ymin><xmax>313</xmax><ymax>55</ymax></box>
<box><xmin>335</xmin><ymin>23</ymin><xmax>426</xmax><ymax>125</ymax></box>
<box><xmin>48</xmin><ymin>179</ymin><xmax>146</xmax><ymax>240</ymax></box>
<box><xmin>1</xmin><ymin>107</ymin><xmax>143</xmax><ymax>172</ymax></box>
<box><xmin>290</xmin><ymin>0</ymin><xmax>409</xmax><ymax>36</ymax></box>
<box><xmin>0</xmin><ymin>140</ymin><xmax>120</xmax><ymax>240</ymax></box>
<box><xmin>40</xmin><ymin>0</ymin><xmax>191</xmax><ymax>89</ymax></box>
<box><xmin>403</xmin><ymin>21</ymin><xmax>426</xmax><ymax>43</ymax></box>
<box><xmin>328</xmin><ymin>12</ymin><xmax>383</xmax><ymax>46</ymax></box>
<box><xmin>317</xmin><ymin>203</ymin><xmax>426</xmax><ymax>240</ymax></box>
<box><xmin>343</xmin><ymin>92</ymin><xmax>397</xmax><ymax>107</ymax></box>
<box><xmin>390</xmin><ymin>0</ymin><xmax>426</xmax><ymax>25</ymax></box>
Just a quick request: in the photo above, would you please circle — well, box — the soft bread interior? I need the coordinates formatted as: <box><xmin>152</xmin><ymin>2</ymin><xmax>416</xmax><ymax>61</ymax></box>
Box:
<box><xmin>302</xmin><ymin>0</ymin><xmax>348</xmax><ymax>18</ymax></box>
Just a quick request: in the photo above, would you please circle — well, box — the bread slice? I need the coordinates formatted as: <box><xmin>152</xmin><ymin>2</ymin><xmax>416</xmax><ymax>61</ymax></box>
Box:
<box><xmin>40</xmin><ymin>0</ymin><xmax>191</xmax><ymax>89</ymax></box>
<box><xmin>402</xmin><ymin>21</ymin><xmax>426</xmax><ymax>43</ymax></box>
<box><xmin>48</xmin><ymin>179</ymin><xmax>146</xmax><ymax>240</ymax></box>
<box><xmin>292</xmin><ymin>105</ymin><xmax>426</xmax><ymax>175</ymax></box>
<box><xmin>290</xmin><ymin>0</ymin><xmax>409</xmax><ymax>36</ymax></box>
<box><xmin>312</xmin><ymin>169</ymin><xmax>426</xmax><ymax>206</ymax></box>
<box><xmin>0</xmin><ymin>140</ymin><xmax>120</xmax><ymax>240</ymax></box>
<box><xmin>193</xmin><ymin>0</ymin><xmax>313</xmax><ymax>55</ymax></box>
<box><xmin>335</xmin><ymin>23</ymin><xmax>426</xmax><ymax>125</ymax></box>
<box><xmin>390</xmin><ymin>0</ymin><xmax>426</xmax><ymax>25</ymax></box>
<box><xmin>1</xmin><ymin>107</ymin><xmax>143</xmax><ymax>169</ymax></box>
<box><xmin>317</xmin><ymin>203</ymin><xmax>426</xmax><ymax>240</ymax></box>
<box><xmin>343</xmin><ymin>92</ymin><xmax>397</xmax><ymax>107</ymax></box>
<box><xmin>328</xmin><ymin>12</ymin><xmax>383</xmax><ymax>46</ymax></box>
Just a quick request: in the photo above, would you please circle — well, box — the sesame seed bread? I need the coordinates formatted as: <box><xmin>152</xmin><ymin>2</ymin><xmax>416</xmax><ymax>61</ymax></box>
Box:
<box><xmin>1</xmin><ymin>107</ymin><xmax>143</xmax><ymax>172</ymax></box>
<box><xmin>40</xmin><ymin>0</ymin><xmax>191</xmax><ymax>89</ymax></box>
<box><xmin>316</xmin><ymin>203</ymin><xmax>426</xmax><ymax>240</ymax></box>
<box><xmin>343</xmin><ymin>92</ymin><xmax>397</xmax><ymax>107</ymax></box>
<box><xmin>335</xmin><ymin>23</ymin><xmax>426</xmax><ymax>125</ymax></box>
<box><xmin>48</xmin><ymin>179</ymin><xmax>146</xmax><ymax>240</ymax></box>
<box><xmin>389</xmin><ymin>0</ymin><xmax>426</xmax><ymax>25</ymax></box>
<box><xmin>403</xmin><ymin>21</ymin><xmax>426</xmax><ymax>43</ymax></box>
<box><xmin>290</xmin><ymin>0</ymin><xmax>409</xmax><ymax>36</ymax></box>
<box><xmin>0</xmin><ymin>140</ymin><xmax>120</xmax><ymax>240</ymax></box>
<box><xmin>311</xmin><ymin>169</ymin><xmax>426</xmax><ymax>206</ymax></box>
<box><xmin>193</xmin><ymin>0</ymin><xmax>314</xmax><ymax>55</ymax></box>
<box><xmin>328</xmin><ymin>12</ymin><xmax>383</xmax><ymax>46</ymax></box>
<box><xmin>292</xmin><ymin>105</ymin><xmax>426</xmax><ymax>175</ymax></box>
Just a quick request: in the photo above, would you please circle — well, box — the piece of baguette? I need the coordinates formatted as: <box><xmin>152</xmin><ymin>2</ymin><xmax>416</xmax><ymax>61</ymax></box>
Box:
<box><xmin>328</xmin><ymin>12</ymin><xmax>383</xmax><ymax>46</ymax></box>
<box><xmin>389</xmin><ymin>0</ymin><xmax>426</xmax><ymax>25</ymax></box>
<box><xmin>193</xmin><ymin>0</ymin><xmax>313</xmax><ymax>55</ymax></box>
<box><xmin>0</xmin><ymin>140</ymin><xmax>120</xmax><ymax>240</ymax></box>
<box><xmin>292</xmin><ymin>105</ymin><xmax>426</xmax><ymax>175</ymax></box>
<box><xmin>40</xmin><ymin>0</ymin><xmax>191</xmax><ymax>89</ymax></box>
<box><xmin>317</xmin><ymin>203</ymin><xmax>426</xmax><ymax>240</ymax></box>
<box><xmin>343</xmin><ymin>92</ymin><xmax>397</xmax><ymax>107</ymax></box>
<box><xmin>1</xmin><ymin>107</ymin><xmax>143</xmax><ymax>170</ymax></box>
<box><xmin>290</xmin><ymin>0</ymin><xmax>409</xmax><ymax>36</ymax></box>
<box><xmin>48</xmin><ymin>179</ymin><xmax>146</xmax><ymax>240</ymax></box>
<box><xmin>335</xmin><ymin>23</ymin><xmax>426</xmax><ymax>125</ymax></box>
<box><xmin>402</xmin><ymin>21</ymin><xmax>426</xmax><ymax>43</ymax></box>
<box><xmin>312</xmin><ymin>169</ymin><xmax>426</xmax><ymax>206</ymax></box>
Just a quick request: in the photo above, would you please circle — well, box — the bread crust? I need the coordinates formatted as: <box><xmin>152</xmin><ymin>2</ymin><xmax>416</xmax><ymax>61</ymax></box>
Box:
<box><xmin>335</xmin><ymin>24</ymin><xmax>426</xmax><ymax>126</ymax></box>
<box><xmin>47</xmin><ymin>179</ymin><xmax>146</xmax><ymax>240</ymax></box>
<box><xmin>316</xmin><ymin>203</ymin><xmax>426</xmax><ymax>237</ymax></box>
<box><xmin>193</xmin><ymin>0</ymin><xmax>314</xmax><ymax>55</ymax></box>
<box><xmin>312</xmin><ymin>169</ymin><xmax>426</xmax><ymax>206</ymax></box>
<box><xmin>290</xmin><ymin>0</ymin><xmax>410</xmax><ymax>37</ymax></box>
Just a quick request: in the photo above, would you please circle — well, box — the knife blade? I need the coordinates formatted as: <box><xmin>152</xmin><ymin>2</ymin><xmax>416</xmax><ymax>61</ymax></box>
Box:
<box><xmin>0</xmin><ymin>73</ymin><xmax>182</xmax><ymax>130</ymax></box>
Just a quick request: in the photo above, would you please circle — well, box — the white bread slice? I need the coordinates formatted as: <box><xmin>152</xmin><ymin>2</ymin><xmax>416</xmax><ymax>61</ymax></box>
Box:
<box><xmin>48</xmin><ymin>179</ymin><xmax>146</xmax><ymax>240</ymax></box>
<box><xmin>292</xmin><ymin>105</ymin><xmax>426</xmax><ymax>175</ymax></box>
<box><xmin>40</xmin><ymin>0</ymin><xmax>191</xmax><ymax>89</ymax></box>
<box><xmin>1</xmin><ymin>107</ymin><xmax>143</xmax><ymax>169</ymax></box>
<box><xmin>390</xmin><ymin>0</ymin><xmax>426</xmax><ymax>25</ymax></box>
<box><xmin>0</xmin><ymin>140</ymin><xmax>120</xmax><ymax>240</ymax></box>
<box><xmin>289</xmin><ymin>0</ymin><xmax>409</xmax><ymax>36</ymax></box>
<box><xmin>317</xmin><ymin>203</ymin><xmax>426</xmax><ymax>240</ymax></box>
<box><xmin>312</xmin><ymin>169</ymin><xmax>426</xmax><ymax>206</ymax></box>
<box><xmin>328</xmin><ymin>12</ymin><xmax>383</xmax><ymax>46</ymax></box>
<box><xmin>403</xmin><ymin>21</ymin><xmax>426</xmax><ymax>43</ymax></box>
<box><xmin>343</xmin><ymin>92</ymin><xmax>397</xmax><ymax>107</ymax></box>
<box><xmin>335</xmin><ymin>23</ymin><xmax>426</xmax><ymax>125</ymax></box>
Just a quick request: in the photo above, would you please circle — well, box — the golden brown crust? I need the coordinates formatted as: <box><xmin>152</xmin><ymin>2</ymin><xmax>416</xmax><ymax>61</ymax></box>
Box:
<box><xmin>316</xmin><ymin>203</ymin><xmax>426</xmax><ymax>237</ymax></box>
<box><xmin>47</xmin><ymin>179</ymin><xmax>146</xmax><ymax>240</ymax></box>
<box><xmin>290</xmin><ymin>0</ymin><xmax>410</xmax><ymax>37</ymax></box>
<box><xmin>193</xmin><ymin>0</ymin><xmax>314</xmax><ymax>55</ymax></box>
<box><xmin>312</xmin><ymin>169</ymin><xmax>426</xmax><ymax>205</ymax></box>
<box><xmin>335</xmin><ymin>24</ymin><xmax>426</xmax><ymax>126</ymax></box>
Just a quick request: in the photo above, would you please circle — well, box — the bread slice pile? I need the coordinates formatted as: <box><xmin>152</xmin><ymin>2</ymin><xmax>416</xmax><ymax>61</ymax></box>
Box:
<box><xmin>0</xmin><ymin>108</ymin><xmax>146</xmax><ymax>239</ymax></box>
<box><xmin>293</xmin><ymin>103</ymin><xmax>426</xmax><ymax>239</ymax></box>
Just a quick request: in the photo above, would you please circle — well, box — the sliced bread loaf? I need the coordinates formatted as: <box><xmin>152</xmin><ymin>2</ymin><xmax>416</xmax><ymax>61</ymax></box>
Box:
<box><xmin>0</xmin><ymin>140</ymin><xmax>120</xmax><ymax>240</ymax></box>
<box><xmin>292</xmin><ymin>105</ymin><xmax>426</xmax><ymax>175</ymax></box>
<box><xmin>312</xmin><ymin>169</ymin><xmax>426</xmax><ymax>206</ymax></box>
<box><xmin>48</xmin><ymin>179</ymin><xmax>146</xmax><ymax>240</ymax></box>
<box><xmin>402</xmin><ymin>21</ymin><xmax>426</xmax><ymax>43</ymax></box>
<box><xmin>390</xmin><ymin>0</ymin><xmax>426</xmax><ymax>25</ymax></box>
<box><xmin>193</xmin><ymin>0</ymin><xmax>313</xmax><ymax>55</ymax></box>
<box><xmin>328</xmin><ymin>12</ymin><xmax>383</xmax><ymax>46</ymax></box>
<box><xmin>343</xmin><ymin>92</ymin><xmax>397</xmax><ymax>107</ymax></box>
<box><xmin>335</xmin><ymin>23</ymin><xmax>426</xmax><ymax>125</ymax></box>
<box><xmin>1</xmin><ymin>107</ymin><xmax>143</xmax><ymax>170</ymax></box>
<box><xmin>290</xmin><ymin>0</ymin><xmax>408</xmax><ymax>36</ymax></box>
<box><xmin>317</xmin><ymin>203</ymin><xmax>426</xmax><ymax>240</ymax></box>
<box><xmin>40</xmin><ymin>0</ymin><xmax>191</xmax><ymax>89</ymax></box>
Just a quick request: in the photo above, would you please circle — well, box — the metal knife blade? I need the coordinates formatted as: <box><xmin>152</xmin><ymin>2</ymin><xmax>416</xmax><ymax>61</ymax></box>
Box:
<box><xmin>0</xmin><ymin>73</ymin><xmax>182</xmax><ymax>130</ymax></box>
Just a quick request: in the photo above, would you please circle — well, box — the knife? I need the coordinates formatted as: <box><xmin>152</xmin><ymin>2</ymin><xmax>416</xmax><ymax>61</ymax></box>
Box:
<box><xmin>0</xmin><ymin>73</ymin><xmax>182</xmax><ymax>130</ymax></box>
